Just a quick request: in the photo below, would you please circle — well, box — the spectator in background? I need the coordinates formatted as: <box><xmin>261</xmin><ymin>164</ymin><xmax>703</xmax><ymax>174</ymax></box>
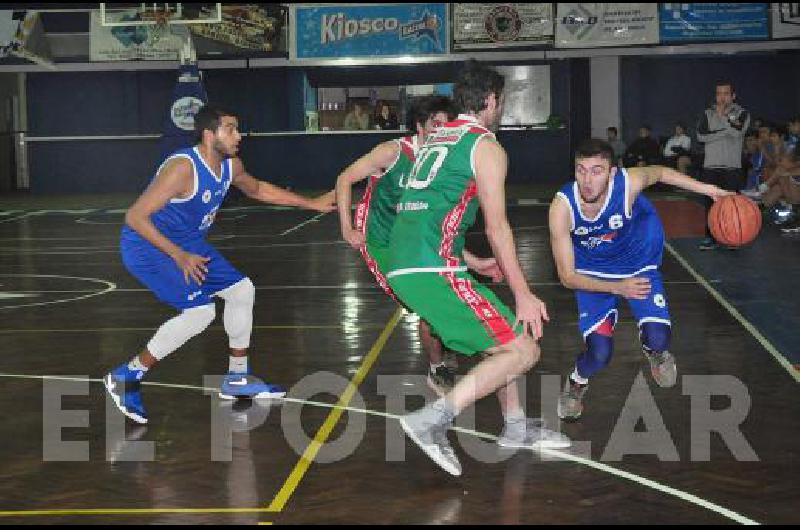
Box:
<box><xmin>786</xmin><ymin>116</ymin><xmax>800</xmax><ymax>155</ymax></box>
<box><xmin>696</xmin><ymin>80</ymin><xmax>750</xmax><ymax>250</ymax></box>
<box><xmin>344</xmin><ymin>102</ymin><xmax>370</xmax><ymax>131</ymax></box>
<box><xmin>741</xmin><ymin>132</ymin><xmax>767</xmax><ymax>198</ymax></box>
<box><xmin>761</xmin><ymin>148</ymin><xmax>800</xmax><ymax>232</ymax></box>
<box><xmin>624</xmin><ymin>125</ymin><xmax>661</xmax><ymax>167</ymax></box>
<box><xmin>663</xmin><ymin>123</ymin><xmax>692</xmax><ymax>174</ymax></box>
<box><xmin>373</xmin><ymin>101</ymin><xmax>399</xmax><ymax>130</ymax></box>
<box><xmin>606</xmin><ymin>126</ymin><xmax>626</xmax><ymax>165</ymax></box>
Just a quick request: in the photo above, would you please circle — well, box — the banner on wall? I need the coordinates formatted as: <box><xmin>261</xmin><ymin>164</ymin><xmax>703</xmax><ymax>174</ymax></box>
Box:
<box><xmin>555</xmin><ymin>3</ymin><xmax>659</xmax><ymax>48</ymax></box>
<box><xmin>158</xmin><ymin>63</ymin><xmax>208</xmax><ymax>162</ymax></box>
<box><xmin>291</xmin><ymin>3</ymin><xmax>448</xmax><ymax>60</ymax></box>
<box><xmin>452</xmin><ymin>3</ymin><xmax>553</xmax><ymax>50</ymax></box>
<box><xmin>772</xmin><ymin>3</ymin><xmax>800</xmax><ymax>39</ymax></box>
<box><xmin>190</xmin><ymin>4</ymin><xmax>286</xmax><ymax>55</ymax></box>
<box><xmin>90</xmin><ymin>9</ymin><xmax>189</xmax><ymax>61</ymax></box>
<box><xmin>660</xmin><ymin>3</ymin><xmax>769</xmax><ymax>43</ymax></box>
<box><xmin>0</xmin><ymin>10</ymin><xmax>53</xmax><ymax>67</ymax></box>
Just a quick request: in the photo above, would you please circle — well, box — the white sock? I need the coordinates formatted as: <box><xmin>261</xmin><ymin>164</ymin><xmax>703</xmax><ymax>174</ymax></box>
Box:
<box><xmin>570</xmin><ymin>368</ymin><xmax>589</xmax><ymax>386</ymax></box>
<box><xmin>229</xmin><ymin>355</ymin><xmax>248</xmax><ymax>374</ymax></box>
<box><xmin>504</xmin><ymin>408</ymin><xmax>526</xmax><ymax>424</ymax></box>
<box><xmin>128</xmin><ymin>356</ymin><xmax>149</xmax><ymax>372</ymax></box>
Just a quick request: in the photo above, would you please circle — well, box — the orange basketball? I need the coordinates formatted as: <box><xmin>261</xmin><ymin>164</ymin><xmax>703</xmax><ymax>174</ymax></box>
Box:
<box><xmin>708</xmin><ymin>194</ymin><xmax>762</xmax><ymax>246</ymax></box>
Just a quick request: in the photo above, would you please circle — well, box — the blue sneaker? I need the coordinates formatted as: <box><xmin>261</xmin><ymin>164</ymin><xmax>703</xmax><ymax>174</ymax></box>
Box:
<box><xmin>104</xmin><ymin>363</ymin><xmax>148</xmax><ymax>425</ymax></box>
<box><xmin>219</xmin><ymin>372</ymin><xmax>286</xmax><ymax>400</ymax></box>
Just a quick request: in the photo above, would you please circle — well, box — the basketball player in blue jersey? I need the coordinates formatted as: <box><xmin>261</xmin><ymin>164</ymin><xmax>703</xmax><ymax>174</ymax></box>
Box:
<box><xmin>549</xmin><ymin>139</ymin><xmax>732</xmax><ymax>420</ymax></box>
<box><xmin>105</xmin><ymin>105</ymin><xmax>335</xmax><ymax>424</ymax></box>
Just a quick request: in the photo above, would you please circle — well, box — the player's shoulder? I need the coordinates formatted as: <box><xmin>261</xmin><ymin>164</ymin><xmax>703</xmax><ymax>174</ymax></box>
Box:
<box><xmin>158</xmin><ymin>154</ymin><xmax>194</xmax><ymax>177</ymax></box>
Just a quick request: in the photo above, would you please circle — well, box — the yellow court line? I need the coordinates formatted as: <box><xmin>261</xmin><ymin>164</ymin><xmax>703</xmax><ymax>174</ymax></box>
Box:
<box><xmin>265</xmin><ymin>308</ymin><xmax>403</xmax><ymax>514</ymax></box>
<box><xmin>0</xmin><ymin>508</ymin><xmax>273</xmax><ymax>517</ymax></box>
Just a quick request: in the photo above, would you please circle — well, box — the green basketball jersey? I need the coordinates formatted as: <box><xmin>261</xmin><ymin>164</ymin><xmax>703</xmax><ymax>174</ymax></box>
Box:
<box><xmin>353</xmin><ymin>135</ymin><xmax>418</xmax><ymax>249</ymax></box>
<box><xmin>387</xmin><ymin>115</ymin><xmax>495</xmax><ymax>274</ymax></box>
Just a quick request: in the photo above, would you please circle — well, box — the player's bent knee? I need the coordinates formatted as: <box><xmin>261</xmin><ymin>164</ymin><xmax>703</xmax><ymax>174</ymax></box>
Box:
<box><xmin>586</xmin><ymin>332</ymin><xmax>614</xmax><ymax>367</ymax></box>
<box><xmin>185</xmin><ymin>303</ymin><xmax>217</xmax><ymax>333</ymax></box>
<box><xmin>640</xmin><ymin>321</ymin><xmax>672</xmax><ymax>352</ymax></box>
<box><xmin>220</xmin><ymin>277</ymin><xmax>255</xmax><ymax>307</ymax></box>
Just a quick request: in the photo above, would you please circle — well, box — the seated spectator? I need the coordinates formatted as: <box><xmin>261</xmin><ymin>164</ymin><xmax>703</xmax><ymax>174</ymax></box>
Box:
<box><xmin>761</xmin><ymin>149</ymin><xmax>800</xmax><ymax>231</ymax></box>
<box><xmin>343</xmin><ymin>102</ymin><xmax>370</xmax><ymax>131</ymax></box>
<box><xmin>785</xmin><ymin>115</ymin><xmax>799</xmax><ymax>155</ymax></box>
<box><xmin>606</xmin><ymin>126</ymin><xmax>626</xmax><ymax>166</ymax></box>
<box><xmin>624</xmin><ymin>125</ymin><xmax>661</xmax><ymax>167</ymax></box>
<box><xmin>741</xmin><ymin>132</ymin><xmax>767</xmax><ymax>197</ymax></box>
<box><xmin>662</xmin><ymin>123</ymin><xmax>692</xmax><ymax>174</ymax></box>
<box><xmin>373</xmin><ymin>101</ymin><xmax>399</xmax><ymax>130</ymax></box>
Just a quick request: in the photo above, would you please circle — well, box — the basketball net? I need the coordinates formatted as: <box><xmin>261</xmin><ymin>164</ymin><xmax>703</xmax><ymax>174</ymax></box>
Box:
<box><xmin>141</xmin><ymin>8</ymin><xmax>173</xmax><ymax>48</ymax></box>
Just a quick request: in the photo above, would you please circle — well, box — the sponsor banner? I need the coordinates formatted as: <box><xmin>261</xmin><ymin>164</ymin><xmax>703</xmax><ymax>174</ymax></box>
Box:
<box><xmin>292</xmin><ymin>3</ymin><xmax>448</xmax><ymax>59</ymax></box>
<box><xmin>158</xmin><ymin>63</ymin><xmax>208</xmax><ymax>162</ymax></box>
<box><xmin>0</xmin><ymin>10</ymin><xmax>53</xmax><ymax>66</ymax></box>
<box><xmin>90</xmin><ymin>9</ymin><xmax>189</xmax><ymax>61</ymax></box>
<box><xmin>772</xmin><ymin>3</ymin><xmax>800</xmax><ymax>39</ymax></box>
<box><xmin>452</xmin><ymin>3</ymin><xmax>553</xmax><ymax>50</ymax></box>
<box><xmin>660</xmin><ymin>3</ymin><xmax>769</xmax><ymax>43</ymax></box>
<box><xmin>555</xmin><ymin>3</ymin><xmax>659</xmax><ymax>48</ymax></box>
<box><xmin>190</xmin><ymin>4</ymin><xmax>286</xmax><ymax>55</ymax></box>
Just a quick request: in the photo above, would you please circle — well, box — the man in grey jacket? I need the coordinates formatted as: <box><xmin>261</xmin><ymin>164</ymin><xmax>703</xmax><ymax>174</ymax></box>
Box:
<box><xmin>697</xmin><ymin>81</ymin><xmax>750</xmax><ymax>250</ymax></box>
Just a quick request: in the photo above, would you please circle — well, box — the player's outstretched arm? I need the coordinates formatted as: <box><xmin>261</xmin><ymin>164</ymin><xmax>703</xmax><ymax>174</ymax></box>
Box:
<box><xmin>475</xmin><ymin>138</ymin><xmax>548</xmax><ymax>339</ymax></box>
<box><xmin>124</xmin><ymin>157</ymin><xmax>210</xmax><ymax>285</ymax></box>
<box><xmin>335</xmin><ymin>141</ymin><xmax>400</xmax><ymax>249</ymax></box>
<box><xmin>627</xmin><ymin>165</ymin><xmax>734</xmax><ymax>204</ymax></box>
<box><xmin>231</xmin><ymin>158</ymin><xmax>336</xmax><ymax>213</ymax></box>
<box><xmin>548</xmin><ymin>196</ymin><xmax>649</xmax><ymax>300</ymax></box>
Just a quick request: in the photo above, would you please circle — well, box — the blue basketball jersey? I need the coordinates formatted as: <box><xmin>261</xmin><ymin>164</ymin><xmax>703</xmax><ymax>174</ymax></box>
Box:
<box><xmin>556</xmin><ymin>168</ymin><xmax>664</xmax><ymax>278</ymax></box>
<box><xmin>122</xmin><ymin>146</ymin><xmax>232</xmax><ymax>245</ymax></box>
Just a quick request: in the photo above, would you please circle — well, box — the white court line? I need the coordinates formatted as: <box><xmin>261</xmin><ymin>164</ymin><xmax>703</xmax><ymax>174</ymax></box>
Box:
<box><xmin>664</xmin><ymin>242</ymin><xmax>799</xmax><ymax>384</ymax></box>
<box><xmin>0</xmin><ymin>274</ymin><xmax>116</xmax><ymax>310</ymax></box>
<box><xmin>0</xmin><ymin>372</ymin><xmax>760</xmax><ymax>525</ymax></box>
<box><xmin>278</xmin><ymin>212</ymin><xmax>329</xmax><ymax>236</ymax></box>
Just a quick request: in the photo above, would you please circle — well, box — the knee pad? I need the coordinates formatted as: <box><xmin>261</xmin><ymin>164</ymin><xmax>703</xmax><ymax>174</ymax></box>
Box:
<box><xmin>576</xmin><ymin>317</ymin><xmax>615</xmax><ymax>378</ymax></box>
<box><xmin>220</xmin><ymin>278</ymin><xmax>255</xmax><ymax>350</ymax></box>
<box><xmin>217</xmin><ymin>278</ymin><xmax>255</xmax><ymax>307</ymax></box>
<box><xmin>640</xmin><ymin>321</ymin><xmax>672</xmax><ymax>353</ymax></box>
<box><xmin>180</xmin><ymin>304</ymin><xmax>217</xmax><ymax>334</ymax></box>
<box><xmin>147</xmin><ymin>304</ymin><xmax>216</xmax><ymax>360</ymax></box>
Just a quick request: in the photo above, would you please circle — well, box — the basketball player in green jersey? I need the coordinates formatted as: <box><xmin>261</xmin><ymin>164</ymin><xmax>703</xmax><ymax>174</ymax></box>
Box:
<box><xmin>386</xmin><ymin>61</ymin><xmax>570</xmax><ymax>476</ymax></box>
<box><xmin>336</xmin><ymin>96</ymin><xmax>504</xmax><ymax>396</ymax></box>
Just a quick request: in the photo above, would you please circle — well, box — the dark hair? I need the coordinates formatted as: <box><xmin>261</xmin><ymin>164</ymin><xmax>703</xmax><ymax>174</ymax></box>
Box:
<box><xmin>194</xmin><ymin>105</ymin><xmax>236</xmax><ymax>142</ymax></box>
<box><xmin>789</xmin><ymin>115</ymin><xmax>800</xmax><ymax>125</ymax></box>
<box><xmin>453</xmin><ymin>60</ymin><xmax>505</xmax><ymax>114</ymax></box>
<box><xmin>607</xmin><ymin>126</ymin><xmax>618</xmax><ymax>135</ymax></box>
<box><xmin>772</xmin><ymin>126</ymin><xmax>787</xmax><ymax>137</ymax></box>
<box><xmin>406</xmin><ymin>95</ymin><xmax>455</xmax><ymax>133</ymax></box>
<box><xmin>575</xmin><ymin>138</ymin><xmax>615</xmax><ymax>163</ymax></box>
<box><xmin>425</xmin><ymin>95</ymin><xmax>456</xmax><ymax>121</ymax></box>
<box><xmin>715</xmin><ymin>80</ymin><xmax>735</xmax><ymax>93</ymax></box>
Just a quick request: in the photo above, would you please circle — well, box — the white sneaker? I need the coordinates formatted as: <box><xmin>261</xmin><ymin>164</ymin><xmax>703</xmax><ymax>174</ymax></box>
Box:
<box><xmin>400</xmin><ymin>407</ymin><xmax>461</xmax><ymax>476</ymax></box>
<box><xmin>497</xmin><ymin>418</ymin><xmax>572</xmax><ymax>449</ymax></box>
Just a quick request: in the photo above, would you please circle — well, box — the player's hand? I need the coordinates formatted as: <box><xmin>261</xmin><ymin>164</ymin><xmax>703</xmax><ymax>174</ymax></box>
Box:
<box><xmin>310</xmin><ymin>190</ymin><xmax>336</xmax><ymax>212</ymax></box>
<box><xmin>705</xmin><ymin>185</ymin><xmax>735</xmax><ymax>202</ymax></box>
<box><xmin>615</xmin><ymin>277</ymin><xmax>651</xmax><ymax>299</ymax></box>
<box><xmin>342</xmin><ymin>227</ymin><xmax>365</xmax><ymax>250</ymax></box>
<box><xmin>514</xmin><ymin>292</ymin><xmax>549</xmax><ymax>340</ymax></box>
<box><xmin>468</xmin><ymin>256</ymin><xmax>504</xmax><ymax>283</ymax></box>
<box><xmin>173</xmin><ymin>251</ymin><xmax>211</xmax><ymax>285</ymax></box>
